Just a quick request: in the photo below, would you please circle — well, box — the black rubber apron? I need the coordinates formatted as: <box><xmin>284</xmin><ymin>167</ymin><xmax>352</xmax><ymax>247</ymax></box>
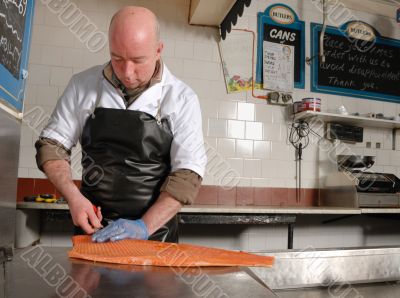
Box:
<box><xmin>76</xmin><ymin>75</ymin><xmax>178</xmax><ymax>243</ymax></box>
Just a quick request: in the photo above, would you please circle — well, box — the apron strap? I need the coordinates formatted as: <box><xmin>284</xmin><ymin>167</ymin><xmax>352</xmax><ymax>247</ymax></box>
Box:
<box><xmin>91</xmin><ymin>70</ymin><xmax>104</xmax><ymax>119</ymax></box>
<box><xmin>155</xmin><ymin>99</ymin><xmax>162</xmax><ymax>125</ymax></box>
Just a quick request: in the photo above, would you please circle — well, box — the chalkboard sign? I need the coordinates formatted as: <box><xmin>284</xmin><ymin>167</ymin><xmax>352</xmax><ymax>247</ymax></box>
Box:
<box><xmin>0</xmin><ymin>0</ymin><xmax>27</xmax><ymax>78</ymax></box>
<box><xmin>0</xmin><ymin>0</ymin><xmax>34</xmax><ymax>114</ymax></box>
<box><xmin>256</xmin><ymin>3</ymin><xmax>305</xmax><ymax>89</ymax></box>
<box><xmin>311</xmin><ymin>22</ymin><xmax>400</xmax><ymax>102</ymax></box>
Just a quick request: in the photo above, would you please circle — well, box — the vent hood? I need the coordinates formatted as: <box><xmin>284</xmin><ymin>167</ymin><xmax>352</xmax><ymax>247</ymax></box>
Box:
<box><xmin>189</xmin><ymin>0</ymin><xmax>236</xmax><ymax>26</ymax></box>
<box><xmin>189</xmin><ymin>0</ymin><xmax>251</xmax><ymax>39</ymax></box>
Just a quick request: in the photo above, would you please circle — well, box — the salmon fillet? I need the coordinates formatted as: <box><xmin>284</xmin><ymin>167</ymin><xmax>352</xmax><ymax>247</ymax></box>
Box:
<box><xmin>68</xmin><ymin>235</ymin><xmax>274</xmax><ymax>267</ymax></box>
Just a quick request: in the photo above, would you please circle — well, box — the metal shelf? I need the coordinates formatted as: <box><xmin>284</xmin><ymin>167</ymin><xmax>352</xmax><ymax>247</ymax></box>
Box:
<box><xmin>294</xmin><ymin>111</ymin><xmax>400</xmax><ymax>129</ymax></box>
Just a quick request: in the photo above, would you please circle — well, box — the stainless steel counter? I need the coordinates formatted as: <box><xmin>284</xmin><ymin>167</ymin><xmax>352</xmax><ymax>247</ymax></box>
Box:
<box><xmin>276</xmin><ymin>282</ymin><xmax>400</xmax><ymax>297</ymax></box>
<box><xmin>5</xmin><ymin>246</ymin><xmax>276</xmax><ymax>298</ymax></box>
<box><xmin>17</xmin><ymin>202</ymin><xmax>400</xmax><ymax>214</ymax></box>
<box><xmin>15</xmin><ymin>202</ymin><xmax>362</xmax><ymax>214</ymax></box>
<box><xmin>6</xmin><ymin>245</ymin><xmax>400</xmax><ymax>297</ymax></box>
<box><xmin>16</xmin><ymin>203</ymin><xmax>400</xmax><ymax>250</ymax></box>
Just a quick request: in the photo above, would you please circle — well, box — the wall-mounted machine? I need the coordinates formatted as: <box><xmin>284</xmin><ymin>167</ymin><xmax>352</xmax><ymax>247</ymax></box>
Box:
<box><xmin>320</xmin><ymin>154</ymin><xmax>400</xmax><ymax>208</ymax></box>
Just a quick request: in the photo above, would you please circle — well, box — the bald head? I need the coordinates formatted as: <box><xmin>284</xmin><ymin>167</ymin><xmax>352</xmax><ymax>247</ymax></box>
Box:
<box><xmin>108</xmin><ymin>6</ymin><xmax>163</xmax><ymax>89</ymax></box>
<box><xmin>109</xmin><ymin>7</ymin><xmax>160</xmax><ymax>43</ymax></box>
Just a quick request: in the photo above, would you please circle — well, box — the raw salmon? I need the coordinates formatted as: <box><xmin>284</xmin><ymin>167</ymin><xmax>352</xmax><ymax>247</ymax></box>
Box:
<box><xmin>68</xmin><ymin>235</ymin><xmax>274</xmax><ymax>267</ymax></box>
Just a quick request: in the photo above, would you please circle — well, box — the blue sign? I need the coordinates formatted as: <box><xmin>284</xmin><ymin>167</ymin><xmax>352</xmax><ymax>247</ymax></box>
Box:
<box><xmin>310</xmin><ymin>21</ymin><xmax>400</xmax><ymax>103</ymax></box>
<box><xmin>256</xmin><ymin>3</ymin><xmax>305</xmax><ymax>89</ymax></box>
<box><xmin>0</xmin><ymin>0</ymin><xmax>35</xmax><ymax>113</ymax></box>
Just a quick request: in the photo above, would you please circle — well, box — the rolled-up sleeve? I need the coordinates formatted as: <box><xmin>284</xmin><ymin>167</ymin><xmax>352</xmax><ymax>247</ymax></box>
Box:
<box><xmin>160</xmin><ymin>169</ymin><xmax>202</xmax><ymax>205</ymax></box>
<box><xmin>35</xmin><ymin>137</ymin><xmax>71</xmax><ymax>171</ymax></box>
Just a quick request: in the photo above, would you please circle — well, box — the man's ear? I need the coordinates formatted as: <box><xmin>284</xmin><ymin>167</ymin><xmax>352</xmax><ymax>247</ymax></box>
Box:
<box><xmin>156</xmin><ymin>41</ymin><xmax>164</xmax><ymax>58</ymax></box>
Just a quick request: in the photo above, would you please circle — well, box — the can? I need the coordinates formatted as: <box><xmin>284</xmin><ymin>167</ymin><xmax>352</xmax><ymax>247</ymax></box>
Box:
<box><xmin>293</xmin><ymin>101</ymin><xmax>304</xmax><ymax>113</ymax></box>
<box><xmin>302</xmin><ymin>97</ymin><xmax>321</xmax><ymax>112</ymax></box>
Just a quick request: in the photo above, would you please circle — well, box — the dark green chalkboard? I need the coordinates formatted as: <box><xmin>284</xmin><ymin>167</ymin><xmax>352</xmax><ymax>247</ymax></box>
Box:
<box><xmin>311</xmin><ymin>22</ymin><xmax>400</xmax><ymax>102</ymax></box>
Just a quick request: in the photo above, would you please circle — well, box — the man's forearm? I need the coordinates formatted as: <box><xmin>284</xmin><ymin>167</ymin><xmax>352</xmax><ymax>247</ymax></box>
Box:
<box><xmin>43</xmin><ymin>160</ymin><xmax>102</xmax><ymax>233</ymax></box>
<box><xmin>141</xmin><ymin>191</ymin><xmax>183</xmax><ymax>235</ymax></box>
<box><xmin>42</xmin><ymin>160</ymin><xmax>81</xmax><ymax>203</ymax></box>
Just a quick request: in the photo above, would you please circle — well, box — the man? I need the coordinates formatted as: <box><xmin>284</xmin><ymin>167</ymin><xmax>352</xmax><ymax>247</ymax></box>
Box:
<box><xmin>35</xmin><ymin>7</ymin><xmax>207</xmax><ymax>243</ymax></box>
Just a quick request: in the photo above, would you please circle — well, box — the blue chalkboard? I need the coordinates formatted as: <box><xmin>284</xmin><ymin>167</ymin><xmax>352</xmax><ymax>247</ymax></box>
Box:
<box><xmin>311</xmin><ymin>21</ymin><xmax>400</xmax><ymax>103</ymax></box>
<box><xmin>0</xmin><ymin>0</ymin><xmax>35</xmax><ymax>113</ymax></box>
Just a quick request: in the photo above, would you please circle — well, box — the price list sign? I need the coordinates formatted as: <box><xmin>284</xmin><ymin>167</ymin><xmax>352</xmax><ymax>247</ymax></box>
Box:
<box><xmin>263</xmin><ymin>42</ymin><xmax>294</xmax><ymax>92</ymax></box>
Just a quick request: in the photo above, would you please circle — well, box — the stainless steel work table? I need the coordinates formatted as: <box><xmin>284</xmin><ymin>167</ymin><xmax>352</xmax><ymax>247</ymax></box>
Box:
<box><xmin>17</xmin><ymin>202</ymin><xmax>365</xmax><ymax>213</ymax></box>
<box><xmin>16</xmin><ymin>203</ymin><xmax>363</xmax><ymax>250</ymax></box>
<box><xmin>16</xmin><ymin>203</ymin><xmax>400</xmax><ymax>250</ymax></box>
<box><xmin>6</xmin><ymin>245</ymin><xmax>400</xmax><ymax>297</ymax></box>
<box><xmin>276</xmin><ymin>283</ymin><xmax>400</xmax><ymax>297</ymax></box>
<box><xmin>6</xmin><ymin>246</ymin><xmax>276</xmax><ymax>298</ymax></box>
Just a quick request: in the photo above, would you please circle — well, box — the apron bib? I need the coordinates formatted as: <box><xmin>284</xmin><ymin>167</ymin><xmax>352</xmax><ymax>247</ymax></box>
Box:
<box><xmin>76</xmin><ymin>75</ymin><xmax>178</xmax><ymax>242</ymax></box>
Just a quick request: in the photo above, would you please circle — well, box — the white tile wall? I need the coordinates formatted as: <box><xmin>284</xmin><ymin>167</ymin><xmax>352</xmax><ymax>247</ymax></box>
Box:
<box><xmin>255</xmin><ymin>103</ymin><xmax>273</xmax><ymax>123</ymax></box>
<box><xmin>263</xmin><ymin>123</ymin><xmax>282</xmax><ymax>141</ymax></box>
<box><xmin>36</xmin><ymin>86</ymin><xmax>59</xmax><ymax>106</ymax></box>
<box><xmin>236</xmin><ymin>139</ymin><xmax>253</xmax><ymax>158</ymax></box>
<box><xmin>270</xmin><ymin>141</ymin><xmax>294</xmax><ymax>161</ymax></box>
<box><xmin>27</xmin><ymin>64</ymin><xmax>51</xmax><ymax>85</ymax></box>
<box><xmin>237</xmin><ymin>102</ymin><xmax>255</xmax><ymax>121</ymax></box>
<box><xmin>193</xmin><ymin>42</ymin><xmax>214</xmax><ymax>61</ymax></box>
<box><xmin>18</xmin><ymin>0</ymin><xmax>400</xmax><ymax>248</ymax></box>
<box><xmin>227</xmin><ymin>120</ymin><xmax>245</xmax><ymax>139</ymax></box>
<box><xmin>218</xmin><ymin>101</ymin><xmax>238</xmax><ymax>119</ymax></box>
<box><xmin>243</xmin><ymin>159</ymin><xmax>262</xmax><ymax>178</ymax></box>
<box><xmin>226</xmin><ymin>158</ymin><xmax>244</xmax><ymax>176</ymax></box>
<box><xmin>253</xmin><ymin>140</ymin><xmax>271</xmax><ymax>159</ymax></box>
<box><xmin>61</xmin><ymin>48</ymin><xmax>85</xmax><ymax>68</ymax></box>
<box><xmin>245</xmin><ymin>121</ymin><xmax>263</xmax><ymax>140</ymax></box>
<box><xmin>22</xmin><ymin>0</ymin><xmax>400</xmax><ymax>183</ymax></box>
<box><xmin>19</xmin><ymin>147</ymin><xmax>36</xmax><ymax>168</ymax></box>
<box><xmin>183</xmin><ymin>60</ymin><xmax>221</xmax><ymax>81</ymax></box>
<box><xmin>217</xmin><ymin>138</ymin><xmax>236</xmax><ymax>157</ymax></box>
<box><xmin>174</xmin><ymin>40</ymin><xmax>194</xmax><ymax>59</ymax></box>
<box><xmin>20</xmin><ymin>125</ymin><xmax>34</xmax><ymax>147</ymax></box>
<box><xmin>208</xmin><ymin>119</ymin><xmax>227</xmax><ymax>138</ymax></box>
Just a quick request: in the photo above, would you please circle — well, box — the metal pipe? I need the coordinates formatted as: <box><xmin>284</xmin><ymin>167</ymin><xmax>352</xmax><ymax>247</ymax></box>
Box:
<box><xmin>320</xmin><ymin>0</ymin><xmax>328</xmax><ymax>63</ymax></box>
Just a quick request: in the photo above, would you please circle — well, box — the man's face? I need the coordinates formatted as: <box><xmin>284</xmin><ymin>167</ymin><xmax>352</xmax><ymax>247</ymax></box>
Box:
<box><xmin>109</xmin><ymin>34</ymin><xmax>163</xmax><ymax>89</ymax></box>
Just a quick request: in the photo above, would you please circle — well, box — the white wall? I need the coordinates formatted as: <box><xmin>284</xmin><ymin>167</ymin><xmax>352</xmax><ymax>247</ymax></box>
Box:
<box><xmin>19</xmin><ymin>0</ymin><xmax>400</xmax><ymax>249</ymax></box>
<box><xmin>19</xmin><ymin>0</ymin><xmax>400</xmax><ymax>186</ymax></box>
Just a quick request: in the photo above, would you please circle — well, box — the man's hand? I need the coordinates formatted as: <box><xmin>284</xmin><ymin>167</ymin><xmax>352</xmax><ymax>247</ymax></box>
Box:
<box><xmin>68</xmin><ymin>195</ymin><xmax>103</xmax><ymax>234</ymax></box>
<box><xmin>91</xmin><ymin>219</ymin><xmax>148</xmax><ymax>242</ymax></box>
<box><xmin>41</xmin><ymin>160</ymin><xmax>103</xmax><ymax>234</ymax></box>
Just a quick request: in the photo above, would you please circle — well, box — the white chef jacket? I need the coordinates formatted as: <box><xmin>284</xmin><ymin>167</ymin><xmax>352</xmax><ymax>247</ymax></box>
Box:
<box><xmin>41</xmin><ymin>64</ymin><xmax>207</xmax><ymax>178</ymax></box>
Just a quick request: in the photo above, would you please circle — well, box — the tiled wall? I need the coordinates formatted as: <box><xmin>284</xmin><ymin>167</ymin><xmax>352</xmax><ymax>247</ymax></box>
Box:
<box><xmin>16</xmin><ymin>0</ymin><xmax>400</xmax><ymax>248</ymax></box>
<box><xmin>19</xmin><ymin>0</ymin><xmax>400</xmax><ymax>191</ymax></box>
